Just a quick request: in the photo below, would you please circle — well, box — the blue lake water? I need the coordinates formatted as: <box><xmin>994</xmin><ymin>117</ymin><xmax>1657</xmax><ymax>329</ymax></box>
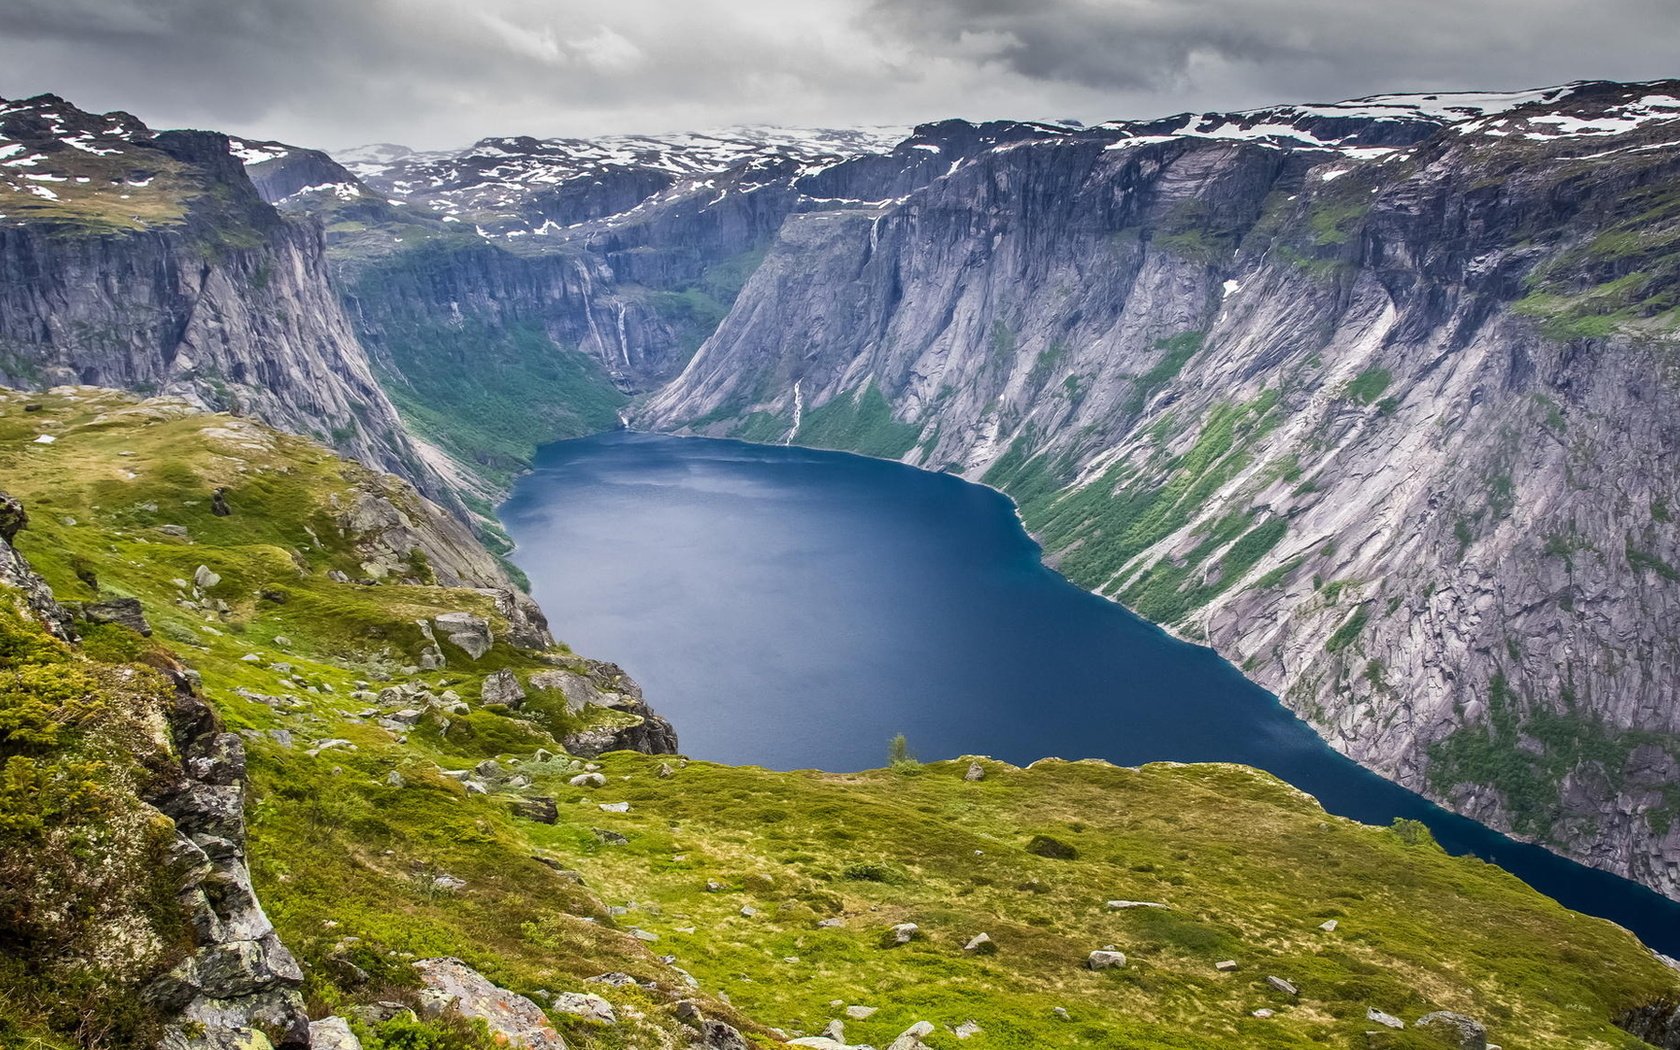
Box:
<box><xmin>500</xmin><ymin>430</ymin><xmax>1680</xmax><ymax>955</ymax></box>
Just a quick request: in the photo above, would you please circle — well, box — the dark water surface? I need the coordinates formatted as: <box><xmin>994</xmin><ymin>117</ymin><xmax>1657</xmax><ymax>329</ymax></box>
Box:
<box><xmin>500</xmin><ymin>430</ymin><xmax>1680</xmax><ymax>954</ymax></box>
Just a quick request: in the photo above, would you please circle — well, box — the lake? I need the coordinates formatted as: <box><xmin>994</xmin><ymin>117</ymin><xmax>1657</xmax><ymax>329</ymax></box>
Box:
<box><xmin>500</xmin><ymin>430</ymin><xmax>1680</xmax><ymax>955</ymax></box>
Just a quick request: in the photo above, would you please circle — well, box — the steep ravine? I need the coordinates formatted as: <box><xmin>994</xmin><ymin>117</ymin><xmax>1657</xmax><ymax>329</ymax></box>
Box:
<box><xmin>640</xmin><ymin>82</ymin><xmax>1680</xmax><ymax>900</ymax></box>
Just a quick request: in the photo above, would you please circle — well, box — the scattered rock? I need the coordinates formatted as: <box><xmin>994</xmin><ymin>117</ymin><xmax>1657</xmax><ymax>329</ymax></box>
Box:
<box><xmin>599</xmin><ymin>801</ymin><xmax>630</xmax><ymax>813</ymax></box>
<box><xmin>481</xmin><ymin>669</ymin><xmax>526</xmax><ymax>708</ymax></box>
<box><xmin>1414</xmin><ymin>1011</ymin><xmax>1488</xmax><ymax>1050</ymax></box>
<box><xmin>887</xmin><ymin>1020</ymin><xmax>935</xmax><ymax>1050</ymax></box>
<box><xmin>550</xmin><ymin>991</ymin><xmax>616</xmax><ymax>1024</ymax></box>
<box><xmin>890</xmin><ymin>922</ymin><xmax>919</xmax><ymax>945</ymax></box>
<box><xmin>194</xmin><ymin>565</ymin><xmax>221</xmax><ymax>589</ymax></box>
<box><xmin>1367</xmin><ymin>1008</ymin><xmax>1405</xmax><ymax>1030</ymax></box>
<box><xmin>1252</xmin><ymin>1009</ymin><xmax>1274</xmax><ymax>1018</ymax></box>
<box><xmin>1052</xmin><ymin>1007</ymin><xmax>1071</xmax><ymax>1021</ymax></box>
<box><xmin>1266</xmin><ymin>976</ymin><xmax>1299</xmax><ymax>997</ymax></box>
<box><xmin>816</xmin><ymin>917</ymin><xmax>844</xmax><ymax>928</ymax></box>
<box><xmin>510</xmin><ymin>797</ymin><xmax>558</xmax><ymax>824</ymax></box>
<box><xmin>1215</xmin><ymin>960</ymin><xmax>1239</xmax><ymax>972</ymax></box>
<box><xmin>211</xmin><ymin>488</ymin><xmax>232</xmax><ymax>516</ymax></box>
<box><xmin>309</xmin><ymin>1016</ymin><xmax>362</xmax><ymax>1050</ymax></box>
<box><xmin>629</xmin><ymin>927</ymin><xmax>658</xmax><ymax>942</ymax></box>
<box><xmin>1107</xmin><ymin>900</ymin><xmax>1165</xmax><ymax>910</ymax></box>
<box><xmin>157</xmin><ymin>524</ymin><xmax>191</xmax><ymax>539</ymax></box>
<box><xmin>964</xmin><ymin>761</ymin><xmax>985</xmax><ymax>781</ymax></box>
<box><xmin>844</xmin><ymin>1005</ymin><xmax>878</xmax><ymax>1020</ymax></box>
<box><xmin>77</xmin><ymin>596</ymin><xmax>152</xmax><ymax>636</ymax></box>
<box><xmin>739</xmin><ymin>906</ymin><xmax>759</xmax><ymax>918</ymax></box>
<box><xmin>1319</xmin><ymin>919</ymin><xmax>1339</xmax><ymax>932</ymax></box>
<box><xmin>1025</xmin><ymin>834</ymin><xmax>1077</xmax><ymax>860</ymax></box>
<box><xmin>1087</xmin><ymin>950</ymin><xmax>1127</xmax><ymax>970</ymax></box>
<box><xmin>963</xmin><ymin>932</ymin><xmax>996</xmax><ymax>955</ymax></box>
<box><xmin>570</xmin><ymin>772</ymin><xmax>607</xmax><ymax>788</ymax></box>
<box><xmin>952</xmin><ymin>1019</ymin><xmax>983</xmax><ymax>1039</ymax></box>
<box><xmin>412</xmin><ymin>957</ymin><xmax>565</xmax><ymax>1049</ymax></box>
<box><xmin>434</xmin><ymin>612</ymin><xmax>492</xmax><ymax>659</ymax></box>
<box><xmin>658</xmin><ymin>762</ymin><xmax>675</xmax><ymax>778</ymax></box>
<box><xmin>384</xmin><ymin>770</ymin><xmax>405</xmax><ymax>788</ymax></box>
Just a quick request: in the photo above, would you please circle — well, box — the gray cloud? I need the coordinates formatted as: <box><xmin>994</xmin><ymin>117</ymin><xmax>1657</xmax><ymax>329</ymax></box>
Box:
<box><xmin>0</xmin><ymin>0</ymin><xmax>1674</xmax><ymax>150</ymax></box>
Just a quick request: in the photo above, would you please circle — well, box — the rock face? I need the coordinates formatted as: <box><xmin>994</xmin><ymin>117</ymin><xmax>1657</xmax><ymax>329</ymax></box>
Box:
<box><xmin>638</xmin><ymin>81</ymin><xmax>1680</xmax><ymax>900</ymax></box>
<box><xmin>0</xmin><ymin>492</ymin><xmax>75</xmax><ymax>638</ymax></box>
<box><xmin>1414</xmin><ymin>1011</ymin><xmax>1488</xmax><ymax>1050</ymax></box>
<box><xmin>413</xmin><ymin>957</ymin><xmax>567</xmax><ymax>1049</ymax></box>
<box><xmin>0</xmin><ymin>95</ymin><xmax>438</xmax><ymax>499</ymax></box>
<box><xmin>150</xmin><ymin>693</ymin><xmax>310</xmax><ymax>1050</ymax></box>
<box><xmin>536</xmin><ymin>660</ymin><xmax>680</xmax><ymax>757</ymax></box>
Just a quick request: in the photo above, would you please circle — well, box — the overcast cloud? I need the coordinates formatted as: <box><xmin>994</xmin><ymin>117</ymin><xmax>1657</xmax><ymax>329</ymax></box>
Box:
<box><xmin>0</xmin><ymin>0</ymin><xmax>1675</xmax><ymax>150</ymax></box>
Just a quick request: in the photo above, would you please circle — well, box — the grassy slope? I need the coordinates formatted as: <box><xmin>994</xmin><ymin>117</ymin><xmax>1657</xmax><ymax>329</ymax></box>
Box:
<box><xmin>2</xmin><ymin>389</ymin><xmax>1677</xmax><ymax>1049</ymax></box>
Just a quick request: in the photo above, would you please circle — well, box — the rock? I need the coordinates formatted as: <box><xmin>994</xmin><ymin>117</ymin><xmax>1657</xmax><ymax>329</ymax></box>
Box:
<box><xmin>78</xmin><ymin>596</ymin><xmax>152</xmax><ymax>636</ymax></box>
<box><xmin>211</xmin><ymin>488</ymin><xmax>232</xmax><ymax>516</ymax></box>
<box><xmin>418</xmin><ymin>645</ymin><xmax>445</xmax><ymax>670</ymax></box>
<box><xmin>1215</xmin><ymin>959</ymin><xmax>1239</xmax><ymax>972</ymax></box>
<box><xmin>658</xmin><ymin>762</ymin><xmax>675</xmax><ymax>778</ymax></box>
<box><xmin>699</xmin><ymin>1019</ymin><xmax>750</xmax><ymax>1050</ymax></box>
<box><xmin>963</xmin><ymin>932</ymin><xmax>996</xmax><ymax>955</ymax></box>
<box><xmin>952</xmin><ymin>1020</ymin><xmax>983</xmax><ymax>1039</ymax></box>
<box><xmin>890</xmin><ymin>922</ymin><xmax>919</xmax><ymax>945</ymax></box>
<box><xmin>308</xmin><ymin>1017</ymin><xmax>362</xmax><ymax>1050</ymax></box>
<box><xmin>1367</xmin><ymin>1008</ymin><xmax>1405</xmax><ymax>1030</ymax></box>
<box><xmin>413</xmin><ymin>958</ymin><xmax>566</xmax><ymax>1049</ymax></box>
<box><xmin>1086</xmin><ymin>950</ymin><xmax>1127</xmax><ymax>970</ymax></box>
<box><xmin>570</xmin><ymin>772</ymin><xmax>607</xmax><ymax>788</ymax></box>
<box><xmin>594</xmin><ymin>829</ymin><xmax>628</xmax><ymax>845</ymax></box>
<box><xmin>475</xmin><ymin>759</ymin><xmax>503</xmax><ymax>780</ymax></box>
<box><xmin>1266</xmin><ymin>976</ymin><xmax>1299</xmax><ymax>997</ymax></box>
<box><xmin>481</xmin><ymin>669</ymin><xmax>526</xmax><ymax>708</ymax></box>
<box><xmin>1107</xmin><ymin>900</ymin><xmax>1165</xmax><ymax>910</ymax></box>
<box><xmin>352</xmin><ymin>1001</ymin><xmax>413</xmax><ymax>1025</ymax></box>
<box><xmin>1414</xmin><ymin>1011</ymin><xmax>1488</xmax><ymax>1050</ymax></box>
<box><xmin>1025</xmin><ymin>834</ymin><xmax>1077</xmax><ymax>859</ymax></box>
<box><xmin>964</xmin><ymin>761</ymin><xmax>985</xmax><ymax>781</ymax></box>
<box><xmin>887</xmin><ymin>1021</ymin><xmax>935</xmax><ymax>1050</ymax></box>
<box><xmin>628</xmin><ymin>927</ymin><xmax>658</xmax><ymax>942</ymax></box>
<box><xmin>1253</xmin><ymin>1009</ymin><xmax>1274</xmax><ymax>1018</ymax></box>
<box><xmin>816</xmin><ymin>917</ymin><xmax>844</xmax><ymax>928</ymax></box>
<box><xmin>434</xmin><ymin>612</ymin><xmax>492</xmax><ymax>659</ymax></box>
<box><xmin>385</xmin><ymin>770</ymin><xmax>405</xmax><ymax>788</ymax></box>
<box><xmin>157</xmin><ymin>524</ymin><xmax>191</xmax><ymax>538</ymax></box>
<box><xmin>194</xmin><ymin>565</ymin><xmax>222</xmax><ymax>589</ymax></box>
<box><xmin>550</xmin><ymin>991</ymin><xmax>616</xmax><ymax>1024</ymax></box>
<box><xmin>1052</xmin><ymin>1007</ymin><xmax>1071</xmax><ymax>1021</ymax></box>
<box><xmin>844</xmin><ymin>1005</ymin><xmax>878</xmax><ymax>1020</ymax></box>
<box><xmin>326</xmin><ymin>570</ymin><xmax>350</xmax><ymax>583</ymax></box>
<box><xmin>599</xmin><ymin>801</ymin><xmax>630</xmax><ymax>813</ymax></box>
<box><xmin>510</xmin><ymin>797</ymin><xmax>558</xmax><ymax>824</ymax></box>
<box><xmin>739</xmin><ymin>906</ymin><xmax>758</xmax><ymax>918</ymax></box>
<box><xmin>1319</xmin><ymin>919</ymin><xmax>1339</xmax><ymax>932</ymax></box>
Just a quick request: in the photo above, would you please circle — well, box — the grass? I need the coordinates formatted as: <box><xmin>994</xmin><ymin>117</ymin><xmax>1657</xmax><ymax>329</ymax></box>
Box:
<box><xmin>794</xmin><ymin>384</ymin><xmax>923</xmax><ymax>460</ymax></box>
<box><xmin>3</xmin><ymin>388</ymin><xmax>1679</xmax><ymax>1048</ymax></box>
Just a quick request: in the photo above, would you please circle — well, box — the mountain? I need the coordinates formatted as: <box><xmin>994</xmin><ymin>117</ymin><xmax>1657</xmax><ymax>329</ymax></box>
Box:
<box><xmin>0</xmin><ymin>94</ymin><xmax>445</xmax><ymax>501</ymax></box>
<box><xmin>2</xmin><ymin>389</ymin><xmax>1678</xmax><ymax>1050</ymax></box>
<box><xmin>635</xmin><ymin>80</ymin><xmax>1680</xmax><ymax>898</ymax></box>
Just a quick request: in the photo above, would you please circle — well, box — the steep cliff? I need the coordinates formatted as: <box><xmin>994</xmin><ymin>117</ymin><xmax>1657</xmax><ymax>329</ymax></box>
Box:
<box><xmin>0</xmin><ymin>94</ymin><xmax>439</xmax><ymax>498</ymax></box>
<box><xmin>641</xmin><ymin>81</ymin><xmax>1680</xmax><ymax>898</ymax></box>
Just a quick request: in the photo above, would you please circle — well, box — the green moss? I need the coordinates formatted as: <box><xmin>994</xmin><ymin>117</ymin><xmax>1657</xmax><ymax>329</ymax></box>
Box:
<box><xmin>1343</xmin><ymin>368</ymin><xmax>1392</xmax><ymax>405</ymax></box>
<box><xmin>1324</xmin><ymin>607</ymin><xmax>1370</xmax><ymax>654</ymax></box>
<box><xmin>1124</xmin><ymin>332</ymin><xmax>1206</xmax><ymax>416</ymax></box>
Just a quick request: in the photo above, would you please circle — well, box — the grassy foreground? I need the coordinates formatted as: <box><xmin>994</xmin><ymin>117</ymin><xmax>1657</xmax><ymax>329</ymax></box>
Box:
<box><xmin>2</xmin><ymin>388</ymin><xmax>1677</xmax><ymax>1049</ymax></box>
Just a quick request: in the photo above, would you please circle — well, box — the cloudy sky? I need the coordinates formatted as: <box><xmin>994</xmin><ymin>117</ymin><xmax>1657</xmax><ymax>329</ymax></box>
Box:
<box><xmin>1</xmin><ymin>0</ymin><xmax>1676</xmax><ymax>150</ymax></box>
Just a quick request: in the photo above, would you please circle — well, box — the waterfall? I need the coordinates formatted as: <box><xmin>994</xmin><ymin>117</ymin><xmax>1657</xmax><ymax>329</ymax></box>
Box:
<box><xmin>785</xmin><ymin>380</ymin><xmax>804</xmax><ymax>445</ymax></box>
<box><xmin>616</xmin><ymin>301</ymin><xmax>631</xmax><ymax>366</ymax></box>
<box><xmin>572</xmin><ymin>261</ymin><xmax>609</xmax><ymax>361</ymax></box>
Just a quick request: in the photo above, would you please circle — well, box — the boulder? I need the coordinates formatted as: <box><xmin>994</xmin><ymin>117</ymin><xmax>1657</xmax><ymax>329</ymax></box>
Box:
<box><xmin>308</xmin><ymin>1017</ymin><xmax>362</xmax><ymax>1050</ymax></box>
<box><xmin>1414</xmin><ymin>1011</ymin><xmax>1488</xmax><ymax>1050</ymax></box>
<box><xmin>1266</xmin><ymin>976</ymin><xmax>1299</xmax><ymax>997</ymax></box>
<box><xmin>952</xmin><ymin>1020</ymin><xmax>983</xmax><ymax>1039</ymax></box>
<box><xmin>1086</xmin><ymin>950</ymin><xmax>1127</xmax><ymax>970</ymax></box>
<box><xmin>434</xmin><ymin>612</ymin><xmax>492</xmax><ymax>659</ymax></box>
<box><xmin>194</xmin><ymin>565</ymin><xmax>222</xmax><ymax>589</ymax></box>
<box><xmin>570</xmin><ymin>772</ymin><xmax>607</xmax><ymax>788</ymax></box>
<box><xmin>890</xmin><ymin>922</ymin><xmax>919</xmax><ymax>945</ymax></box>
<box><xmin>211</xmin><ymin>488</ymin><xmax>232</xmax><ymax>516</ymax></box>
<box><xmin>963</xmin><ymin>932</ymin><xmax>996</xmax><ymax>955</ymax></box>
<box><xmin>1367</xmin><ymin>1008</ymin><xmax>1404</xmax><ymax>1030</ymax></box>
<box><xmin>78</xmin><ymin>596</ymin><xmax>152</xmax><ymax>636</ymax></box>
<box><xmin>844</xmin><ymin>1005</ymin><xmax>879</xmax><ymax>1020</ymax></box>
<box><xmin>886</xmin><ymin>1021</ymin><xmax>935</xmax><ymax>1050</ymax></box>
<box><xmin>964</xmin><ymin>761</ymin><xmax>985</xmax><ymax>781</ymax></box>
<box><xmin>412</xmin><ymin>957</ymin><xmax>566</xmax><ymax>1049</ymax></box>
<box><xmin>1215</xmin><ymin>960</ymin><xmax>1239</xmax><ymax>972</ymax></box>
<box><xmin>510</xmin><ymin>797</ymin><xmax>558</xmax><ymax>824</ymax></box>
<box><xmin>481</xmin><ymin>669</ymin><xmax>526</xmax><ymax>708</ymax></box>
<box><xmin>550</xmin><ymin>991</ymin><xmax>616</xmax><ymax>1024</ymax></box>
